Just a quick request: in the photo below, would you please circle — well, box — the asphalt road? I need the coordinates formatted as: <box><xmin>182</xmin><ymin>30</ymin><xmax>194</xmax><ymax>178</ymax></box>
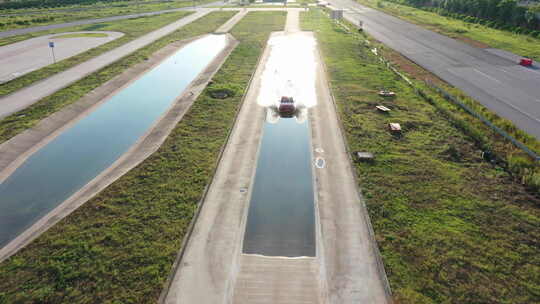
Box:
<box><xmin>0</xmin><ymin>31</ymin><xmax>124</xmax><ymax>83</ymax></box>
<box><xmin>329</xmin><ymin>0</ymin><xmax>540</xmax><ymax>140</ymax></box>
<box><xmin>0</xmin><ymin>1</ymin><xmax>224</xmax><ymax>39</ymax></box>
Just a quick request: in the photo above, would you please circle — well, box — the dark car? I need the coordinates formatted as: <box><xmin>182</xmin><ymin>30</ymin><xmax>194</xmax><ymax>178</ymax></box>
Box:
<box><xmin>278</xmin><ymin>96</ymin><xmax>295</xmax><ymax>117</ymax></box>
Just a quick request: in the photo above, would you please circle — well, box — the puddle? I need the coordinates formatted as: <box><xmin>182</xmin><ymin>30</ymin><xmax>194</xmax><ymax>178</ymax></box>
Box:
<box><xmin>242</xmin><ymin>33</ymin><xmax>318</xmax><ymax>257</ymax></box>
<box><xmin>0</xmin><ymin>34</ymin><xmax>227</xmax><ymax>248</ymax></box>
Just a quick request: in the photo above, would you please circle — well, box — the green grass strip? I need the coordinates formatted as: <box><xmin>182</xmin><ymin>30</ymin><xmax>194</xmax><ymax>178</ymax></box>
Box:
<box><xmin>302</xmin><ymin>10</ymin><xmax>539</xmax><ymax>304</ymax></box>
<box><xmin>0</xmin><ymin>0</ymin><xmax>215</xmax><ymax>32</ymax></box>
<box><xmin>0</xmin><ymin>11</ymin><xmax>234</xmax><ymax>145</ymax></box>
<box><xmin>0</xmin><ymin>11</ymin><xmax>286</xmax><ymax>303</ymax></box>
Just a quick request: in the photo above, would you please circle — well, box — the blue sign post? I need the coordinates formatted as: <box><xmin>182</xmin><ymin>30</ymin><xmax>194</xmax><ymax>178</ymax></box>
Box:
<box><xmin>48</xmin><ymin>41</ymin><xmax>56</xmax><ymax>64</ymax></box>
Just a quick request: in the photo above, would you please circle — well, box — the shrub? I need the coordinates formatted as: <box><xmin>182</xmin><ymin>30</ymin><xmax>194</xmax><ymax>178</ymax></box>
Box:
<box><xmin>508</xmin><ymin>154</ymin><xmax>534</xmax><ymax>174</ymax></box>
<box><xmin>207</xmin><ymin>83</ymin><xmax>242</xmax><ymax>99</ymax></box>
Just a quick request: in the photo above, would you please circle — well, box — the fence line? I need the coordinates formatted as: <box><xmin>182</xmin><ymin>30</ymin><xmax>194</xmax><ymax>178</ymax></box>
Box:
<box><xmin>425</xmin><ymin>81</ymin><xmax>540</xmax><ymax>161</ymax></box>
<box><xmin>326</xmin><ymin>10</ymin><xmax>539</xmax><ymax>162</ymax></box>
<box><xmin>375</xmin><ymin>46</ymin><xmax>540</xmax><ymax>162</ymax></box>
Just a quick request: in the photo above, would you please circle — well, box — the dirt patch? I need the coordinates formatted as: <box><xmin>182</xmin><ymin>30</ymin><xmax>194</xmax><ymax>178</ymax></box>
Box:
<box><xmin>380</xmin><ymin>47</ymin><xmax>445</xmax><ymax>85</ymax></box>
<box><xmin>454</xmin><ymin>34</ymin><xmax>489</xmax><ymax>48</ymax></box>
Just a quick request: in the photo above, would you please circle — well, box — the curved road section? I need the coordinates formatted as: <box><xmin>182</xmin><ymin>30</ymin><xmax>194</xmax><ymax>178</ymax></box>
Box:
<box><xmin>0</xmin><ymin>1</ymin><xmax>224</xmax><ymax>39</ymax></box>
<box><xmin>0</xmin><ymin>10</ymin><xmax>212</xmax><ymax>120</ymax></box>
<box><xmin>330</xmin><ymin>0</ymin><xmax>540</xmax><ymax>139</ymax></box>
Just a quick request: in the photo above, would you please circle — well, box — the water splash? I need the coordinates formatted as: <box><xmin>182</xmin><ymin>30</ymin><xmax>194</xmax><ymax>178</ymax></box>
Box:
<box><xmin>257</xmin><ymin>32</ymin><xmax>317</xmax><ymax>124</ymax></box>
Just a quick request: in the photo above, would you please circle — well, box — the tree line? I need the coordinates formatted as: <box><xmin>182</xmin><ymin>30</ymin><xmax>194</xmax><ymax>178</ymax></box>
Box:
<box><xmin>0</xmin><ymin>0</ymin><xmax>146</xmax><ymax>10</ymax></box>
<box><xmin>385</xmin><ymin>0</ymin><xmax>540</xmax><ymax>36</ymax></box>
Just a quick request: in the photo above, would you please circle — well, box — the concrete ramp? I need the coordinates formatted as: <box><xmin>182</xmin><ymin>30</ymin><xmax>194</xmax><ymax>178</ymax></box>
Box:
<box><xmin>233</xmin><ymin>254</ymin><xmax>322</xmax><ymax>304</ymax></box>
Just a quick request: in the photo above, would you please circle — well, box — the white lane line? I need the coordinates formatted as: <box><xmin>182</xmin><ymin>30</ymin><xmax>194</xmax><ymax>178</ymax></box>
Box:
<box><xmin>473</xmin><ymin>68</ymin><xmax>501</xmax><ymax>83</ymax></box>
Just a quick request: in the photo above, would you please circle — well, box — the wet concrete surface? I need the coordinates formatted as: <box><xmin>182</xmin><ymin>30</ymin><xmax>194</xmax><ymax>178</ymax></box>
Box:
<box><xmin>242</xmin><ymin>118</ymin><xmax>316</xmax><ymax>257</ymax></box>
<box><xmin>163</xmin><ymin>9</ymin><xmax>391</xmax><ymax>304</ymax></box>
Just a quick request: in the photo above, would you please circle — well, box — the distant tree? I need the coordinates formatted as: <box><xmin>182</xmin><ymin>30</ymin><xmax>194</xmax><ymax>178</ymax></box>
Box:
<box><xmin>496</xmin><ymin>0</ymin><xmax>517</xmax><ymax>23</ymax></box>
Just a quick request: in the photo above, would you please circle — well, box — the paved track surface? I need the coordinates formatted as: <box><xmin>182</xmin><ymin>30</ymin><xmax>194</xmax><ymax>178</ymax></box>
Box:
<box><xmin>330</xmin><ymin>0</ymin><xmax>540</xmax><ymax>139</ymax></box>
<box><xmin>0</xmin><ymin>10</ymin><xmax>212</xmax><ymax>119</ymax></box>
<box><xmin>0</xmin><ymin>1</ymin><xmax>224</xmax><ymax>39</ymax></box>
<box><xmin>310</xmin><ymin>27</ymin><xmax>391</xmax><ymax>303</ymax></box>
<box><xmin>162</xmin><ymin>22</ymin><xmax>266</xmax><ymax>304</ymax></box>
<box><xmin>0</xmin><ymin>31</ymin><xmax>124</xmax><ymax>83</ymax></box>
<box><xmin>163</xmin><ymin>10</ymin><xmax>390</xmax><ymax>304</ymax></box>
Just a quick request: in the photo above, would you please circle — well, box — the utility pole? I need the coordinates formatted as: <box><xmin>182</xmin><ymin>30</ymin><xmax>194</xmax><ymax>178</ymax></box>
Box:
<box><xmin>48</xmin><ymin>41</ymin><xmax>56</xmax><ymax>64</ymax></box>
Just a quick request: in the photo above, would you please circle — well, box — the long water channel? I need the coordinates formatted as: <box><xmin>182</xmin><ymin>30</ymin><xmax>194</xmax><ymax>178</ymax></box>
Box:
<box><xmin>0</xmin><ymin>34</ymin><xmax>227</xmax><ymax>248</ymax></box>
<box><xmin>242</xmin><ymin>32</ymin><xmax>318</xmax><ymax>257</ymax></box>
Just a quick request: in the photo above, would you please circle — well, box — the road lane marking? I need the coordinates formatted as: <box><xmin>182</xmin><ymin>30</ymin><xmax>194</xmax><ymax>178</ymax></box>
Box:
<box><xmin>473</xmin><ymin>68</ymin><xmax>501</xmax><ymax>83</ymax></box>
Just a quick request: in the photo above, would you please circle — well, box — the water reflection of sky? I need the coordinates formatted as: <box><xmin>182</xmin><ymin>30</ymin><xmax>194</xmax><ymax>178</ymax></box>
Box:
<box><xmin>257</xmin><ymin>32</ymin><xmax>317</xmax><ymax>109</ymax></box>
<box><xmin>243</xmin><ymin>32</ymin><xmax>317</xmax><ymax>257</ymax></box>
<box><xmin>0</xmin><ymin>35</ymin><xmax>227</xmax><ymax>249</ymax></box>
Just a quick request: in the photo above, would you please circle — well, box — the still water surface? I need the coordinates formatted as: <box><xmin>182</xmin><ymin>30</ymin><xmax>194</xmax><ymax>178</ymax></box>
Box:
<box><xmin>242</xmin><ymin>32</ymin><xmax>318</xmax><ymax>257</ymax></box>
<box><xmin>0</xmin><ymin>34</ymin><xmax>227</xmax><ymax>248</ymax></box>
<box><xmin>242</xmin><ymin>118</ymin><xmax>315</xmax><ymax>257</ymax></box>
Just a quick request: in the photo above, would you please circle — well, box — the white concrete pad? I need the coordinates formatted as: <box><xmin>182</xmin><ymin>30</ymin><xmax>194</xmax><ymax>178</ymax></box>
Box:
<box><xmin>0</xmin><ymin>31</ymin><xmax>124</xmax><ymax>83</ymax></box>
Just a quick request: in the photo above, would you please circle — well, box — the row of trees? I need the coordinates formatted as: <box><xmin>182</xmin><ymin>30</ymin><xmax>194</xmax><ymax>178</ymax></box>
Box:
<box><xmin>0</xmin><ymin>0</ymin><xmax>152</xmax><ymax>10</ymax></box>
<box><xmin>392</xmin><ymin>0</ymin><xmax>540</xmax><ymax>31</ymax></box>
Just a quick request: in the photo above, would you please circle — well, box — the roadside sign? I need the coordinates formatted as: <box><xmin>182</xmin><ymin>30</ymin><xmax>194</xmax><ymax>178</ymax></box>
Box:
<box><xmin>48</xmin><ymin>41</ymin><xmax>56</xmax><ymax>63</ymax></box>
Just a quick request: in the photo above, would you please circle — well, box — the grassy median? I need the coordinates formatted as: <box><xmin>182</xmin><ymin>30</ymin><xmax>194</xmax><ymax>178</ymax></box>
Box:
<box><xmin>302</xmin><ymin>9</ymin><xmax>539</xmax><ymax>304</ymax></box>
<box><xmin>0</xmin><ymin>11</ymin><xmax>191</xmax><ymax>96</ymax></box>
<box><xmin>0</xmin><ymin>11</ymin><xmax>236</xmax><ymax>145</ymax></box>
<box><xmin>0</xmin><ymin>11</ymin><xmax>285</xmax><ymax>303</ymax></box>
<box><xmin>357</xmin><ymin>0</ymin><xmax>540</xmax><ymax>61</ymax></box>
